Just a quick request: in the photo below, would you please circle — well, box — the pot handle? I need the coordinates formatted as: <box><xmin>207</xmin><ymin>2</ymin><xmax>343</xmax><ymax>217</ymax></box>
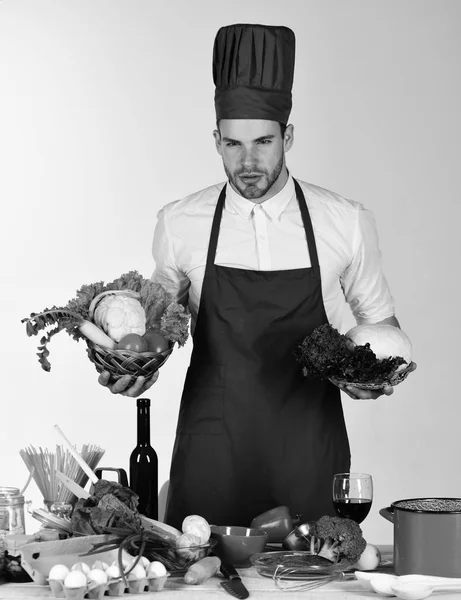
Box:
<box><xmin>94</xmin><ymin>467</ymin><xmax>129</xmax><ymax>486</ymax></box>
<box><xmin>379</xmin><ymin>506</ymin><xmax>395</xmax><ymax>523</ymax></box>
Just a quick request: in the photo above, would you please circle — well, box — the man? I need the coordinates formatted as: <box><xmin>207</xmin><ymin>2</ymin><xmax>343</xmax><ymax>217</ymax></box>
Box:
<box><xmin>99</xmin><ymin>24</ymin><xmax>414</xmax><ymax>528</ymax></box>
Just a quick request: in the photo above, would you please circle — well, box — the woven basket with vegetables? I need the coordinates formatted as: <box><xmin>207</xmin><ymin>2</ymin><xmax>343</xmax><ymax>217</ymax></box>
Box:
<box><xmin>22</xmin><ymin>271</ymin><xmax>190</xmax><ymax>385</ymax></box>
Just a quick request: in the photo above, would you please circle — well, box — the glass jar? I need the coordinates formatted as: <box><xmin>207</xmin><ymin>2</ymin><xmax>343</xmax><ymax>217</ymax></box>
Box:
<box><xmin>0</xmin><ymin>487</ymin><xmax>25</xmax><ymax>534</ymax></box>
<box><xmin>0</xmin><ymin>487</ymin><xmax>26</xmax><ymax>578</ymax></box>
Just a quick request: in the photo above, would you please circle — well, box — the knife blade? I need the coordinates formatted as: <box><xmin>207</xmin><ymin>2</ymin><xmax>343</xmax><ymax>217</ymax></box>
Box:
<box><xmin>220</xmin><ymin>563</ymin><xmax>249</xmax><ymax>599</ymax></box>
<box><xmin>54</xmin><ymin>424</ymin><xmax>99</xmax><ymax>484</ymax></box>
<box><xmin>56</xmin><ymin>470</ymin><xmax>91</xmax><ymax>499</ymax></box>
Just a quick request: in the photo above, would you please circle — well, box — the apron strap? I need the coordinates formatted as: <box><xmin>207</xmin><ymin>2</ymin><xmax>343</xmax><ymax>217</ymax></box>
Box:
<box><xmin>204</xmin><ymin>183</ymin><xmax>227</xmax><ymax>278</ymax></box>
<box><xmin>293</xmin><ymin>178</ymin><xmax>321</xmax><ymax>279</ymax></box>
<box><xmin>205</xmin><ymin>178</ymin><xmax>321</xmax><ymax>278</ymax></box>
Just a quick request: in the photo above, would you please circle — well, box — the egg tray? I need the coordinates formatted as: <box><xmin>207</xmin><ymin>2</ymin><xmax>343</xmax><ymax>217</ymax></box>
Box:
<box><xmin>86</xmin><ymin>341</ymin><xmax>173</xmax><ymax>384</ymax></box>
<box><xmin>49</xmin><ymin>574</ymin><xmax>170</xmax><ymax>599</ymax></box>
<box><xmin>334</xmin><ymin>362</ymin><xmax>415</xmax><ymax>390</ymax></box>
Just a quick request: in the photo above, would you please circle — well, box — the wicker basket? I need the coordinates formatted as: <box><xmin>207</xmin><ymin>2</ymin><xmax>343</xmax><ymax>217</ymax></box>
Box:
<box><xmin>86</xmin><ymin>340</ymin><xmax>174</xmax><ymax>385</ymax></box>
<box><xmin>334</xmin><ymin>361</ymin><xmax>415</xmax><ymax>390</ymax></box>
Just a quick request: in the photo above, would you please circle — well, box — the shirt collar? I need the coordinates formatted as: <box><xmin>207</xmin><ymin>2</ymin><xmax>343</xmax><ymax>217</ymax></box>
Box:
<box><xmin>225</xmin><ymin>174</ymin><xmax>295</xmax><ymax>221</ymax></box>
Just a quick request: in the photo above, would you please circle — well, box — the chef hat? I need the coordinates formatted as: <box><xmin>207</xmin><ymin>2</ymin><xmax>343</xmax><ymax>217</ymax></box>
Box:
<box><xmin>212</xmin><ymin>23</ymin><xmax>296</xmax><ymax>124</ymax></box>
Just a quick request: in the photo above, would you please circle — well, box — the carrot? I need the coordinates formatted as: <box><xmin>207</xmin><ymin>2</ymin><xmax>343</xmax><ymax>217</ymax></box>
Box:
<box><xmin>78</xmin><ymin>319</ymin><xmax>116</xmax><ymax>349</ymax></box>
<box><xmin>184</xmin><ymin>556</ymin><xmax>221</xmax><ymax>585</ymax></box>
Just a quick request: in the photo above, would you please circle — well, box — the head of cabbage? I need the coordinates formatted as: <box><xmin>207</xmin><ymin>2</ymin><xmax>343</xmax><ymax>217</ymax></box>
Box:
<box><xmin>346</xmin><ymin>324</ymin><xmax>412</xmax><ymax>370</ymax></box>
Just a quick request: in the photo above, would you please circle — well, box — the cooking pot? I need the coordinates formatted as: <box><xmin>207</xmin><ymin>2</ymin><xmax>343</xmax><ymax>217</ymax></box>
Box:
<box><xmin>380</xmin><ymin>498</ymin><xmax>461</xmax><ymax>577</ymax></box>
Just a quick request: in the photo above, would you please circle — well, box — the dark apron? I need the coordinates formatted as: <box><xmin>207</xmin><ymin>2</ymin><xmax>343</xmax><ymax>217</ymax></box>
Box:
<box><xmin>165</xmin><ymin>179</ymin><xmax>350</xmax><ymax>528</ymax></box>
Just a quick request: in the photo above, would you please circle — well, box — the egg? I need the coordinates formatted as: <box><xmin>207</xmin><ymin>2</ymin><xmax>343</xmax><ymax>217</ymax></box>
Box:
<box><xmin>105</xmin><ymin>565</ymin><xmax>123</xmax><ymax>579</ymax></box>
<box><xmin>70</xmin><ymin>562</ymin><xmax>91</xmax><ymax>576</ymax></box>
<box><xmin>64</xmin><ymin>570</ymin><xmax>88</xmax><ymax>589</ymax></box>
<box><xmin>139</xmin><ymin>556</ymin><xmax>150</xmax><ymax>570</ymax></box>
<box><xmin>112</xmin><ymin>551</ymin><xmax>133</xmax><ymax>570</ymax></box>
<box><xmin>87</xmin><ymin>568</ymin><xmax>108</xmax><ymax>586</ymax></box>
<box><xmin>127</xmin><ymin>563</ymin><xmax>146</xmax><ymax>580</ymax></box>
<box><xmin>147</xmin><ymin>561</ymin><xmax>167</xmax><ymax>578</ymax></box>
<box><xmin>91</xmin><ymin>560</ymin><xmax>109</xmax><ymax>571</ymax></box>
<box><xmin>48</xmin><ymin>564</ymin><xmax>70</xmax><ymax>582</ymax></box>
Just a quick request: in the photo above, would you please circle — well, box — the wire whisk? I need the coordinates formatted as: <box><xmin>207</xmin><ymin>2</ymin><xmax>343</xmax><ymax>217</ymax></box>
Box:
<box><xmin>274</xmin><ymin>565</ymin><xmax>346</xmax><ymax>591</ymax></box>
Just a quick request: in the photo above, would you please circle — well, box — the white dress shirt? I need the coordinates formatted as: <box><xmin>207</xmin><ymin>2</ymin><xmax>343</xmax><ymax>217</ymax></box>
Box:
<box><xmin>151</xmin><ymin>175</ymin><xmax>395</xmax><ymax>334</ymax></box>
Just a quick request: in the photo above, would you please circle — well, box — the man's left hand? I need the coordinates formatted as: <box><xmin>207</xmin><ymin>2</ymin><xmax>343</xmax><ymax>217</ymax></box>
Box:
<box><xmin>330</xmin><ymin>378</ymin><xmax>393</xmax><ymax>399</ymax></box>
<box><xmin>329</xmin><ymin>362</ymin><xmax>417</xmax><ymax>400</ymax></box>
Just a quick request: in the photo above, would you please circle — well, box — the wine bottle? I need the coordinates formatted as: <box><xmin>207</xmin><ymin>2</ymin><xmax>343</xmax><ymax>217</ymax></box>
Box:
<box><xmin>129</xmin><ymin>398</ymin><xmax>158</xmax><ymax>519</ymax></box>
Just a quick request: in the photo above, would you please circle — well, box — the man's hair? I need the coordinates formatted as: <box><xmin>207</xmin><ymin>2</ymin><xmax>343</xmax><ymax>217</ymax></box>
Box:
<box><xmin>216</xmin><ymin>120</ymin><xmax>287</xmax><ymax>139</ymax></box>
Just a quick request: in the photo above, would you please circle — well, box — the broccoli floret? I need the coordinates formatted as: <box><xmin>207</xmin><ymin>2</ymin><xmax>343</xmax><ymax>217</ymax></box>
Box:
<box><xmin>309</xmin><ymin>515</ymin><xmax>367</xmax><ymax>564</ymax></box>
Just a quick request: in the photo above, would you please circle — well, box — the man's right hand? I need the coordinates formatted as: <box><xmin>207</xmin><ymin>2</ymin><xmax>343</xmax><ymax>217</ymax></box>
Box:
<box><xmin>98</xmin><ymin>370</ymin><xmax>159</xmax><ymax>397</ymax></box>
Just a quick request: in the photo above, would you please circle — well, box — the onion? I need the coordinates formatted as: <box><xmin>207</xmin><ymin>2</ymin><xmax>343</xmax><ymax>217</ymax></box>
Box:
<box><xmin>346</xmin><ymin>324</ymin><xmax>412</xmax><ymax>370</ymax></box>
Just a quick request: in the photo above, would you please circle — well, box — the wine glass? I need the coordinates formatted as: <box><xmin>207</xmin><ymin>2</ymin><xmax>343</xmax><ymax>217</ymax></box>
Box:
<box><xmin>332</xmin><ymin>472</ymin><xmax>373</xmax><ymax>524</ymax></box>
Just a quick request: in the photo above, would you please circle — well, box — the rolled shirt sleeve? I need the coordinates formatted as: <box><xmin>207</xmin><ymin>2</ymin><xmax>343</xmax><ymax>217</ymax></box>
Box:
<box><xmin>151</xmin><ymin>207</ymin><xmax>190</xmax><ymax>307</ymax></box>
<box><xmin>341</xmin><ymin>205</ymin><xmax>395</xmax><ymax>324</ymax></box>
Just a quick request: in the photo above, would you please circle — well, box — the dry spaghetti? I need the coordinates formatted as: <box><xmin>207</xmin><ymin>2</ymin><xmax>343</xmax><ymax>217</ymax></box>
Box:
<box><xmin>19</xmin><ymin>444</ymin><xmax>105</xmax><ymax>504</ymax></box>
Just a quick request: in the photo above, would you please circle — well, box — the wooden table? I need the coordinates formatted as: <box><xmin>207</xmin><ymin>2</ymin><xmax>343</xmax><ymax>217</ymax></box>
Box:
<box><xmin>3</xmin><ymin>546</ymin><xmax>461</xmax><ymax>600</ymax></box>
<box><xmin>0</xmin><ymin>567</ymin><xmax>389</xmax><ymax>599</ymax></box>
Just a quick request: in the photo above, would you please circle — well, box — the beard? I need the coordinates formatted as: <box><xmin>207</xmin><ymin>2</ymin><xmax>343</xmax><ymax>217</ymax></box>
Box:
<box><xmin>224</xmin><ymin>152</ymin><xmax>285</xmax><ymax>200</ymax></box>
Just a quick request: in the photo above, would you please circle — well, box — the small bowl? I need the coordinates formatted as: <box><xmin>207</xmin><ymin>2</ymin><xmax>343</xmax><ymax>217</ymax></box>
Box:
<box><xmin>283</xmin><ymin>522</ymin><xmax>314</xmax><ymax>551</ymax></box>
<box><xmin>210</xmin><ymin>525</ymin><xmax>268</xmax><ymax>568</ymax></box>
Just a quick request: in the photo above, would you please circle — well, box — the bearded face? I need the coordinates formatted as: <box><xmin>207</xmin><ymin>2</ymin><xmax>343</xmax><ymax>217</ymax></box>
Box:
<box><xmin>214</xmin><ymin>119</ymin><xmax>292</xmax><ymax>202</ymax></box>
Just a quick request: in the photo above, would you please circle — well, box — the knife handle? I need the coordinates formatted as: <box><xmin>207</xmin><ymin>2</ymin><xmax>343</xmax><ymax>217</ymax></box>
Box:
<box><xmin>220</xmin><ymin>563</ymin><xmax>240</xmax><ymax>580</ymax></box>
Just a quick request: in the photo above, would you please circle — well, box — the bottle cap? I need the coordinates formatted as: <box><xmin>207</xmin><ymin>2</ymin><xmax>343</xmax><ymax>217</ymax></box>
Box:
<box><xmin>137</xmin><ymin>398</ymin><xmax>151</xmax><ymax>407</ymax></box>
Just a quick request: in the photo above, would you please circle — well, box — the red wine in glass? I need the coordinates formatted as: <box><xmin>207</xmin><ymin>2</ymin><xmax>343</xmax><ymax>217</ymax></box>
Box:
<box><xmin>333</xmin><ymin>498</ymin><xmax>372</xmax><ymax>523</ymax></box>
<box><xmin>332</xmin><ymin>473</ymin><xmax>373</xmax><ymax>524</ymax></box>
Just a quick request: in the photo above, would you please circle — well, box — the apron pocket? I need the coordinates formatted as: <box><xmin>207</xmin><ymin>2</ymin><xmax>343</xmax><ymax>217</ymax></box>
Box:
<box><xmin>177</xmin><ymin>364</ymin><xmax>226</xmax><ymax>435</ymax></box>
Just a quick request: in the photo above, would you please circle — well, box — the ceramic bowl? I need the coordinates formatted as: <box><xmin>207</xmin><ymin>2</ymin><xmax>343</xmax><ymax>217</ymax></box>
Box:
<box><xmin>210</xmin><ymin>525</ymin><xmax>268</xmax><ymax>568</ymax></box>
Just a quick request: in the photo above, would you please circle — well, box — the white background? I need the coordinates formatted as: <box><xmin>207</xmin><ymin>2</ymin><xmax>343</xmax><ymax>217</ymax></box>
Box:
<box><xmin>1</xmin><ymin>0</ymin><xmax>460</xmax><ymax>545</ymax></box>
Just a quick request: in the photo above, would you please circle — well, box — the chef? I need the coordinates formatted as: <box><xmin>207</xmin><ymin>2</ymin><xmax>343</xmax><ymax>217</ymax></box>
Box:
<box><xmin>99</xmin><ymin>23</ymin><xmax>414</xmax><ymax>528</ymax></box>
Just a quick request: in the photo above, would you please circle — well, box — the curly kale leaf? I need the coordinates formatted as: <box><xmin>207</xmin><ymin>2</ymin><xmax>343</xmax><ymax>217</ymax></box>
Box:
<box><xmin>294</xmin><ymin>324</ymin><xmax>351</xmax><ymax>379</ymax></box>
<box><xmin>159</xmin><ymin>303</ymin><xmax>190</xmax><ymax>347</ymax></box>
<box><xmin>71</xmin><ymin>479</ymin><xmax>143</xmax><ymax>536</ymax></box>
<box><xmin>295</xmin><ymin>323</ymin><xmax>405</xmax><ymax>384</ymax></box>
<box><xmin>140</xmin><ymin>281</ymin><xmax>172</xmax><ymax>327</ymax></box>
<box><xmin>92</xmin><ymin>479</ymin><xmax>139</xmax><ymax>511</ymax></box>
<box><xmin>21</xmin><ymin>308</ymin><xmax>85</xmax><ymax>371</ymax></box>
<box><xmin>64</xmin><ymin>271</ymin><xmax>145</xmax><ymax>320</ymax></box>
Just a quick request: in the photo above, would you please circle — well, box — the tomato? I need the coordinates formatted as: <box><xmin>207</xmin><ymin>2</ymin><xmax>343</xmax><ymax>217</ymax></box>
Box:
<box><xmin>117</xmin><ymin>333</ymin><xmax>149</xmax><ymax>353</ymax></box>
<box><xmin>142</xmin><ymin>329</ymin><xmax>170</xmax><ymax>353</ymax></box>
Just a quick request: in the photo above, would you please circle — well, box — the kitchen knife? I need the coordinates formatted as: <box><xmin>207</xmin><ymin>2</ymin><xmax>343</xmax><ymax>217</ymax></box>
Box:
<box><xmin>56</xmin><ymin>470</ymin><xmax>91</xmax><ymax>499</ymax></box>
<box><xmin>54</xmin><ymin>424</ymin><xmax>99</xmax><ymax>484</ymax></box>
<box><xmin>220</xmin><ymin>563</ymin><xmax>250</xmax><ymax>599</ymax></box>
